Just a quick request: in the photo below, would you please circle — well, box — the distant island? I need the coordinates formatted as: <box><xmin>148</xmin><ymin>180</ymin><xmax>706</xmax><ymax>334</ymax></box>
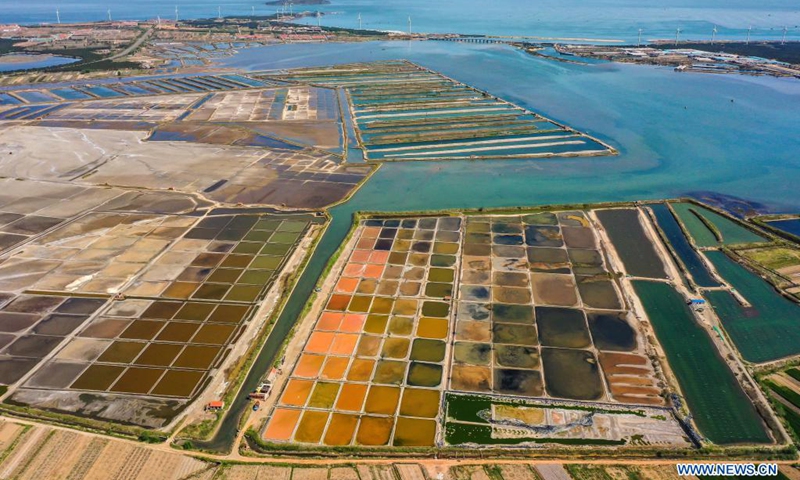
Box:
<box><xmin>265</xmin><ymin>0</ymin><xmax>330</xmax><ymax>5</ymax></box>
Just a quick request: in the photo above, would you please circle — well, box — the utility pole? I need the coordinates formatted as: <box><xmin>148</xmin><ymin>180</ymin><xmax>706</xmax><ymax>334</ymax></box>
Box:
<box><xmin>637</xmin><ymin>28</ymin><xmax>642</xmax><ymax>47</ymax></box>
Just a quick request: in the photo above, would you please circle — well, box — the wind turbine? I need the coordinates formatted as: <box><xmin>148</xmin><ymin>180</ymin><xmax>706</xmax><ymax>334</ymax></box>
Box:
<box><xmin>711</xmin><ymin>25</ymin><xmax>717</xmax><ymax>43</ymax></box>
<box><xmin>637</xmin><ymin>28</ymin><xmax>643</xmax><ymax>47</ymax></box>
<box><xmin>218</xmin><ymin>6</ymin><xmax>221</xmax><ymax>19</ymax></box>
<box><xmin>746</xmin><ymin>25</ymin><xmax>752</xmax><ymax>44</ymax></box>
<box><xmin>408</xmin><ymin>16</ymin><xmax>412</xmax><ymax>34</ymax></box>
<box><xmin>157</xmin><ymin>15</ymin><xmax>161</xmax><ymax>26</ymax></box>
<box><xmin>358</xmin><ymin>13</ymin><xmax>362</xmax><ymax>30</ymax></box>
<box><xmin>317</xmin><ymin>11</ymin><xmax>321</xmax><ymax>27</ymax></box>
<box><xmin>675</xmin><ymin>27</ymin><xmax>681</xmax><ymax>45</ymax></box>
<box><xmin>252</xmin><ymin>6</ymin><xmax>255</xmax><ymax>17</ymax></box>
<box><xmin>782</xmin><ymin>26</ymin><xmax>788</xmax><ymax>45</ymax></box>
<box><xmin>289</xmin><ymin>2</ymin><xmax>293</xmax><ymax>16</ymax></box>
<box><xmin>56</xmin><ymin>7</ymin><xmax>61</xmax><ymax>24</ymax></box>
<box><xmin>107</xmin><ymin>8</ymin><xmax>112</xmax><ymax>22</ymax></box>
<box><xmin>175</xmin><ymin>5</ymin><xmax>179</xmax><ymax>22</ymax></box>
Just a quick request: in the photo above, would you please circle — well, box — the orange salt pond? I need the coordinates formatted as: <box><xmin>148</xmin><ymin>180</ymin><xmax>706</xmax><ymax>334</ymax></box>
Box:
<box><xmin>350</xmin><ymin>249</ymin><xmax>371</xmax><ymax>262</ymax></box>
<box><xmin>368</xmin><ymin>251</ymin><xmax>390</xmax><ymax>264</ymax></box>
<box><xmin>365</xmin><ymin>385</ymin><xmax>400</xmax><ymax>414</ymax></box>
<box><xmin>340</xmin><ymin>313</ymin><xmax>365</xmax><ymax>332</ymax></box>
<box><xmin>305</xmin><ymin>331</ymin><xmax>335</xmax><ymax>353</ymax></box>
<box><xmin>323</xmin><ymin>413</ymin><xmax>358</xmax><ymax>446</ymax></box>
<box><xmin>329</xmin><ymin>333</ymin><xmax>358</xmax><ymax>355</ymax></box>
<box><xmin>347</xmin><ymin>358</ymin><xmax>375</xmax><ymax>381</ymax></box>
<box><xmin>393</xmin><ymin>418</ymin><xmax>436</xmax><ymax>446</ymax></box>
<box><xmin>316</xmin><ymin>312</ymin><xmax>344</xmax><ymax>331</ymax></box>
<box><xmin>356</xmin><ymin>237</ymin><xmax>375</xmax><ymax>249</ymax></box>
<box><xmin>343</xmin><ymin>263</ymin><xmax>366</xmax><ymax>277</ymax></box>
<box><xmin>280</xmin><ymin>379</ymin><xmax>314</xmax><ymax>406</ymax></box>
<box><xmin>326</xmin><ymin>294</ymin><xmax>351</xmax><ymax>311</ymax></box>
<box><xmin>356</xmin><ymin>416</ymin><xmax>393</xmax><ymax>446</ymax></box>
<box><xmin>335</xmin><ymin>383</ymin><xmax>367</xmax><ymax>411</ymax></box>
<box><xmin>294</xmin><ymin>410</ymin><xmax>329</xmax><ymax>443</ymax></box>
<box><xmin>363</xmin><ymin>264</ymin><xmax>384</xmax><ymax>279</ymax></box>
<box><xmin>334</xmin><ymin>277</ymin><xmax>359</xmax><ymax>293</ymax></box>
<box><xmin>295</xmin><ymin>354</ymin><xmax>325</xmax><ymax>377</ymax></box>
<box><xmin>361</xmin><ymin>227</ymin><xmax>381</xmax><ymax>238</ymax></box>
<box><xmin>263</xmin><ymin>408</ymin><xmax>300</xmax><ymax>441</ymax></box>
<box><xmin>320</xmin><ymin>356</ymin><xmax>350</xmax><ymax>380</ymax></box>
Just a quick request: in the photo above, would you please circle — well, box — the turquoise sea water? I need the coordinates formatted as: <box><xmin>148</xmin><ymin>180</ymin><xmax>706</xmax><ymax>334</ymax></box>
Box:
<box><xmin>225</xmin><ymin>41</ymin><xmax>800</xmax><ymax>214</ymax></box>
<box><xmin>3</xmin><ymin>0</ymin><xmax>799</xmax><ymax>43</ymax></box>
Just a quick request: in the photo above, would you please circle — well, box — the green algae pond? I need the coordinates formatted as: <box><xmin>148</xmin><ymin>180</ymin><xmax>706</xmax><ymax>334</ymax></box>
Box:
<box><xmin>703</xmin><ymin>250</ymin><xmax>800</xmax><ymax>363</ymax></box>
<box><xmin>649</xmin><ymin>203</ymin><xmax>720</xmax><ymax>288</ymax></box>
<box><xmin>443</xmin><ymin>392</ymin><xmax>625</xmax><ymax>446</ymax></box>
<box><xmin>670</xmin><ymin>203</ymin><xmax>767</xmax><ymax>247</ymax></box>
<box><xmin>631</xmin><ymin>280</ymin><xmax>770</xmax><ymax>444</ymax></box>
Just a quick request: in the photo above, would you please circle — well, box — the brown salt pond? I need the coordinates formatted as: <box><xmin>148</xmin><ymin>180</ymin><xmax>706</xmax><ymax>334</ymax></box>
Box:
<box><xmin>450</xmin><ymin>365</ymin><xmax>492</xmax><ymax>393</ymax></box>
<box><xmin>308</xmin><ymin>382</ymin><xmax>340</xmax><ymax>408</ymax></box>
<box><xmin>399</xmin><ymin>388</ymin><xmax>440</xmax><ymax>418</ymax></box>
<box><xmin>173</xmin><ymin>345</ymin><xmax>220</xmax><ymax>369</ymax></box>
<box><xmin>407</xmin><ymin>362</ymin><xmax>442</xmax><ymax>387</ymax></box>
<box><xmin>151</xmin><ymin>369</ymin><xmax>204</xmax><ymax>397</ymax></box>
<box><xmin>364</xmin><ymin>385</ymin><xmax>400</xmax><ymax>414</ymax></box>
<box><xmin>393</xmin><ymin>418</ymin><xmax>436</xmax><ymax>446</ymax></box>
<box><xmin>494</xmin><ymin>368</ymin><xmax>543</xmax><ymax>396</ymax></box>
<box><xmin>416</xmin><ymin>317</ymin><xmax>448</xmax><ymax>339</ymax></box>
<box><xmin>323</xmin><ymin>413</ymin><xmax>358</xmax><ymax>446</ymax></box>
<box><xmin>109</xmin><ymin>367</ymin><xmax>165</xmax><ymax>394</ymax></box>
<box><xmin>541</xmin><ymin>348</ymin><xmax>604</xmax><ymax>400</ymax></box>
<box><xmin>372</xmin><ymin>360</ymin><xmax>406</xmax><ymax>385</ymax></box>
<box><xmin>346</xmin><ymin>358</ymin><xmax>375</xmax><ymax>381</ymax></box>
<box><xmin>531</xmin><ymin>274</ymin><xmax>579</xmax><ymax>306</ymax></box>
<box><xmin>535</xmin><ymin>307</ymin><xmax>591</xmax><ymax>349</ymax></box>
<box><xmin>356</xmin><ymin>416</ymin><xmax>393</xmax><ymax>446</ymax></box>
<box><xmin>70</xmin><ymin>364</ymin><xmax>124</xmax><ymax>391</ymax></box>
<box><xmin>294</xmin><ymin>410</ymin><xmax>329</xmax><ymax>443</ymax></box>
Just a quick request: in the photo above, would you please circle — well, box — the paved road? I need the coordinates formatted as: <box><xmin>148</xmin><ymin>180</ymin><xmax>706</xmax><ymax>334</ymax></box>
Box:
<box><xmin>105</xmin><ymin>26</ymin><xmax>154</xmax><ymax>62</ymax></box>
